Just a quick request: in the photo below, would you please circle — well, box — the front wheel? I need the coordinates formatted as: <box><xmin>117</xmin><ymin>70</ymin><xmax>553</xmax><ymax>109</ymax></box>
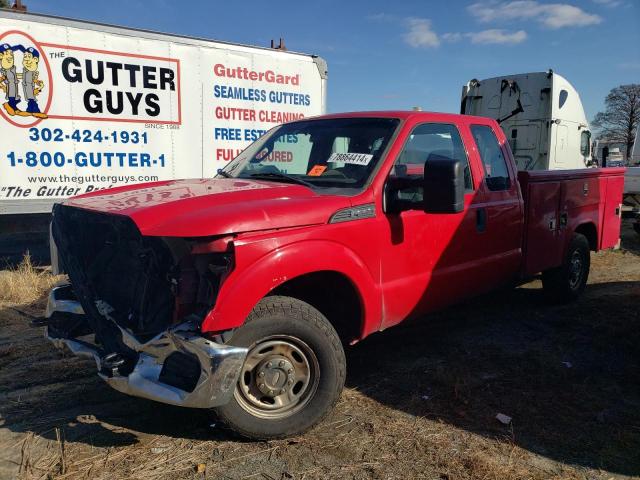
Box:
<box><xmin>542</xmin><ymin>233</ymin><xmax>590</xmax><ymax>303</ymax></box>
<box><xmin>215</xmin><ymin>296</ymin><xmax>346</xmax><ymax>439</ymax></box>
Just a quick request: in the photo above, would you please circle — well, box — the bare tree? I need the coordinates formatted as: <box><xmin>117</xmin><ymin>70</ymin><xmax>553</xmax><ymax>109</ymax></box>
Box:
<box><xmin>592</xmin><ymin>84</ymin><xmax>640</xmax><ymax>162</ymax></box>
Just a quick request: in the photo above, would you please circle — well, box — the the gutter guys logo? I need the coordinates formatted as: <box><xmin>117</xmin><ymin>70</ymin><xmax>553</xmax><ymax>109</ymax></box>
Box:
<box><xmin>0</xmin><ymin>31</ymin><xmax>52</xmax><ymax>127</ymax></box>
<box><xmin>0</xmin><ymin>30</ymin><xmax>181</xmax><ymax>127</ymax></box>
<box><xmin>0</xmin><ymin>43</ymin><xmax>48</xmax><ymax>119</ymax></box>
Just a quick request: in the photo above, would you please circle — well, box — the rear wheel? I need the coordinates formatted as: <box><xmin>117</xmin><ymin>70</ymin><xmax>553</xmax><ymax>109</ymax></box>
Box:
<box><xmin>542</xmin><ymin>233</ymin><xmax>590</xmax><ymax>302</ymax></box>
<box><xmin>215</xmin><ymin>296</ymin><xmax>346</xmax><ymax>439</ymax></box>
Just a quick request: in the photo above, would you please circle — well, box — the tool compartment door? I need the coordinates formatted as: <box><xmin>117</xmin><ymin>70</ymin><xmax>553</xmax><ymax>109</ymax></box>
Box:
<box><xmin>600</xmin><ymin>175</ymin><xmax>624</xmax><ymax>250</ymax></box>
<box><xmin>520</xmin><ymin>174</ymin><xmax>564</xmax><ymax>276</ymax></box>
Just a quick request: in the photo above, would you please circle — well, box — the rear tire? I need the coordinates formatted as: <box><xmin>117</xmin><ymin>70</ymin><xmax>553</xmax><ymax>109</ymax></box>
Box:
<box><xmin>542</xmin><ymin>233</ymin><xmax>590</xmax><ymax>303</ymax></box>
<box><xmin>215</xmin><ymin>296</ymin><xmax>346</xmax><ymax>440</ymax></box>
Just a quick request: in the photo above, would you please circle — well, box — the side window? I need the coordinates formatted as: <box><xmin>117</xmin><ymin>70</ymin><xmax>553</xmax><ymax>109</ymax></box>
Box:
<box><xmin>559</xmin><ymin>89</ymin><xmax>568</xmax><ymax>109</ymax></box>
<box><xmin>471</xmin><ymin>125</ymin><xmax>511</xmax><ymax>191</ymax></box>
<box><xmin>580</xmin><ymin>130</ymin><xmax>591</xmax><ymax>157</ymax></box>
<box><xmin>390</xmin><ymin>123</ymin><xmax>473</xmax><ymax>198</ymax></box>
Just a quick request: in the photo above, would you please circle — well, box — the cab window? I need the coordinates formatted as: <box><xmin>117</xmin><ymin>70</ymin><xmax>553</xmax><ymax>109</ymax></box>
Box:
<box><xmin>471</xmin><ymin>125</ymin><xmax>511</xmax><ymax>191</ymax></box>
<box><xmin>580</xmin><ymin>130</ymin><xmax>591</xmax><ymax>157</ymax></box>
<box><xmin>389</xmin><ymin>123</ymin><xmax>472</xmax><ymax>204</ymax></box>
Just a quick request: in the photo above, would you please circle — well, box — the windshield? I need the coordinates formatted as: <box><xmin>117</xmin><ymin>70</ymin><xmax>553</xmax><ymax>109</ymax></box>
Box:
<box><xmin>217</xmin><ymin>117</ymin><xmax>400</xmax><ymax>190</ymax></box>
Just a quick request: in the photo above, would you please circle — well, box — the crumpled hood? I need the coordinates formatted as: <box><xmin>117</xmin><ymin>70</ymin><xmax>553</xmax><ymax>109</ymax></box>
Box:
<box><xmin>64</xmin><ymin>178</ymin><xmax>352</xmax><ymax>237</ymax></box>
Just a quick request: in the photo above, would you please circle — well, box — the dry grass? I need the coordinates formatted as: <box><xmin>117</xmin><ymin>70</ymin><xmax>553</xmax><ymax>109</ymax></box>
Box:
<box><xmin>0</xmin><ymin>253</ymin><xmax>64</xmax><ymax>305</ymax></box>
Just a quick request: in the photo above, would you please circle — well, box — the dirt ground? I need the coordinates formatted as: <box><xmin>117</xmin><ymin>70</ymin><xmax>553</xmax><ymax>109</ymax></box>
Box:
<box><xmin>0</xmin><ymin>220</ymin><xmax>639</xmax><ymax>480</ymax></box>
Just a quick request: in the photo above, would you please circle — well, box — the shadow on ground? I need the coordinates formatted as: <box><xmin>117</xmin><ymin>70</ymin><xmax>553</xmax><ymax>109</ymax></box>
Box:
<box><xmin>0</xmin><ymin>303</ymin><xmax>226</xmax><ymax>446</ymax></box>
<box><xmin>346</xmin><ymin>278</ymin><xmax>640</xmax><ymax>475</ymax></box>
<box><xmin>621</xmin><ymin>215</ymin><xmax>640</xmax><ymax>255</ymax></box>
<box><xmin>2</xmin><ymin>277</ymin><xmax>638</xmax><ymax>475</ymax></box>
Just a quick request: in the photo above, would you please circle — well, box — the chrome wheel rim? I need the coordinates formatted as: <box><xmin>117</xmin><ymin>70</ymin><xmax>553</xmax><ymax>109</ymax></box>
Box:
<box><xmin>568</xmin><ymin>250</ymin><xmax>584</xmax><ymax>290</ymax></box>
<box><xmin>235</xmin><ymin>335</ymin><xmax>319</xmax><ymax>419</ymax></box>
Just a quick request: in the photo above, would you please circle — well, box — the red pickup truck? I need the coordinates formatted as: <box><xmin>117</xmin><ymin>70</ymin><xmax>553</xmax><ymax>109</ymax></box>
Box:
<box><xmin>46</xmin><ymin>111</ymin><xmax>625</xmax><ymax>439</ymax></box>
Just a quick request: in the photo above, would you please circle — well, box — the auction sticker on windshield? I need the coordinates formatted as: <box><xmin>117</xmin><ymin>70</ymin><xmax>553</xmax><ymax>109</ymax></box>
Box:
<box><xmin>328</xmin><ymin>152</ymin><xmax>373</xmax><ymax>166</ymax></box>
<box><xmin>307</xmin><ymin>165</ymin><xmax>327</xmax><ymax>176</ymax></box>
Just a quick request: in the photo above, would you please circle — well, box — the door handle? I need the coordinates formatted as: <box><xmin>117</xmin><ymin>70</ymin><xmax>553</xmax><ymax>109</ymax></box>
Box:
<box><xmin>476</xmin><ymin>208</ymin><xmax>487</xmax><ymax>233</ymax></box>
<box><xmin>560</xmin><ymin>212</ymin><xmax>568</xmax><ymax>227</ymax></box>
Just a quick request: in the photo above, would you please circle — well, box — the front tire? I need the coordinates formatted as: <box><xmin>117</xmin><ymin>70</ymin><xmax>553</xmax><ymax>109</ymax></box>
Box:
<box><xmin>542</xmin><ymin>233</ymin><xmax>590</xmax><ymax>302</ymax></box>
<box><xmin>215</xmin><ymin>296</ymin><xmax>346</xmax><ymax>439</ymax></box>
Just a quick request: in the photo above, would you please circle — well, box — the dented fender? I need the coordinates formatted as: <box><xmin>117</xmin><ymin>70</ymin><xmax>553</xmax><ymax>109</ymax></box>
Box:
<box><xmin>201</xmin><ymin>239</ymin><xmax>382</xmax><ymax>339</ymax></box>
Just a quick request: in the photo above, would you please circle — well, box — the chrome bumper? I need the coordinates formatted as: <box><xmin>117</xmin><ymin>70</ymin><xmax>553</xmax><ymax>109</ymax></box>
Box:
<box><xmin>45</xmin><ymin>285</ymin><xmax>247</xmax><ymax>409</ymax></box>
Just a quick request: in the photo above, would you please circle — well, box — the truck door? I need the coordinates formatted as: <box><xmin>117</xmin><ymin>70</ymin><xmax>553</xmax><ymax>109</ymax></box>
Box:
<box><xmin>378</xmin><ymin>122</ymin><xmax>489</xmax><ymax>329</ymax></box>
<box><xmin>553</xmin><ymin>123</ymin><xmax>569</xmax><ymax>168</ymax></box>
<box><xmin>468</xmin><ymin>123</ymin><xmax>523</xmax><ymax>285</ymax></box>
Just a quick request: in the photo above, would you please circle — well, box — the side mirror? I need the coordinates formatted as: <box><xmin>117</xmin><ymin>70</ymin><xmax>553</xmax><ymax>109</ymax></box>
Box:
<box><xmin>423</xmin><ymin>158</ymin><xmax>465</xmax><ymax>213</ymax></box>
<box><xmin>383</xmin><ymin>173</ymin><xmax>421</xmax><ymax>214</ymax></box>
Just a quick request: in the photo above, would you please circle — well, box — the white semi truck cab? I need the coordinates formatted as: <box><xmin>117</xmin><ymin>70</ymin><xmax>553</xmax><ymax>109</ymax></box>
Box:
<box><xmin>461</xmin><ymin>71</ymin><xmax>593</xmax><ymax>171</ymax></box>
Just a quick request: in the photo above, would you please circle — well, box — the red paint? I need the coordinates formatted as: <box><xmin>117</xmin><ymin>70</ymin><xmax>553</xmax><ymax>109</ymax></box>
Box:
<box><xmin>45</xmin><ymin>115</ymin><xmax>180</xmax><ymax>125</ymax></box>
<box><xmin>519</xmin><ymin>166</ymin><xmax>625</xmax><ymax>277</ymax></box>
<box><xmin>39</xmin><ymin>42</ymin><xmax>181</xmax><ymax>125</ymax></box>
<box><xmin>40</xmin><ymin>42</ymin><xmax>182</xmax><ymax>63</ymax></box>
<box><xmin>63</xmin><ymin>111</ymin><xmax>626</xmax><ymax>340</ymax></box>
<box><xmin>66</xmin><ymin>178</ymin><xmax>351</xmax><ymax>237</ymax></box>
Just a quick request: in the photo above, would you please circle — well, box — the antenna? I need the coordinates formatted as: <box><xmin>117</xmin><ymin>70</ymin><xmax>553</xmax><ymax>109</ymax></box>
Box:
<box><xmin>270</xmin><ymin>38</ymin><xmax>287</xmax><ymax>51</ymax></box>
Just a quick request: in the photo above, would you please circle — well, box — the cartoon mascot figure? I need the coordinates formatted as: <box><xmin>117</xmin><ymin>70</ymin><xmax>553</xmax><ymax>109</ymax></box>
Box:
<box><xmin>0</xmin><ymin>43</ymin><xmax>23</xmax><ymax>116</ymax></box>
<box><xmin>0</xmin><ymin>43</ymin><xmax>47</xmax><ymax>118</ymax></box>
<box><xmin>19</xmin><ymin>46</ymin><xmax>47</xmax><ymax>119</ymax></box>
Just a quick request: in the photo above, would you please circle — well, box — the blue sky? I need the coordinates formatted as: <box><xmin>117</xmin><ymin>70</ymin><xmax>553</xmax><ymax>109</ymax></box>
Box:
<box><xmin>25</xmin><ymin>0</ymin><xmax>640</xmax><ymax>121</ymax></box>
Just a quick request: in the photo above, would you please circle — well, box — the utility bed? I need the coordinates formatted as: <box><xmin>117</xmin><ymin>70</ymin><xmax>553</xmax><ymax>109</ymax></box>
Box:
<box><xmin>519</xmin><ymin>167</ymin><xmax>625</xmax><ymax>277</ymax></box>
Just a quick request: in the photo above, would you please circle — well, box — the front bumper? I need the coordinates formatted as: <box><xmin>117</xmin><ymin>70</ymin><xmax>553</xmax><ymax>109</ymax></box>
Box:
<box><xmin>45</xmin><ymin>285</ymin><xmax>247</xmax><ymax>409</ymax></box>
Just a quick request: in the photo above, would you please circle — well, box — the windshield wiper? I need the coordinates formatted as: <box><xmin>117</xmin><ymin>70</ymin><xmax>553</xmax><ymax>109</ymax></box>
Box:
<box><xmin>216</xmin><ymin>170</ymin><xmax>233</xmax><ymax>178</ymax></box>
<box><xmin>248</xmin><ymin>172</ymin><xmax>315</xmax><ymax>189</ymax></box>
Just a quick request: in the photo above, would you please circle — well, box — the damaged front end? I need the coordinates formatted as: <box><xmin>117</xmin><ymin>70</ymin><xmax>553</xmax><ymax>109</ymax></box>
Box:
<box><xmin>46</xmin><ymin>204</ymin><xmax>247</xmax><ymax>408</ymax></box>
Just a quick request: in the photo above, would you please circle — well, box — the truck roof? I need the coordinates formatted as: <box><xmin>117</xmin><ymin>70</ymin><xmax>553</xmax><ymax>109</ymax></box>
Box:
<box><xmin>312</xmin><ymin>110</ymin><xmax>495</xmax><ymax>124</ymax></box>
<box><xmin>470</xmin><ymin>70</ymin><xmax>560</xmax><ymax>84</ymax></box>
<box><xmin>0</xmin><ymin>9</ymin><xmax>324</xmax><ymax>62</ymax></box>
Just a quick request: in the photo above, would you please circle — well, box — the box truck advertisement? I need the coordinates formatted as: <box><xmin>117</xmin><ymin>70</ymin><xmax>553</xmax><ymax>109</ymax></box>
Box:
<box><xmin>0</xmin><ymin>11</ymin><xmax>327</xmax><ymax>215</ymax></box>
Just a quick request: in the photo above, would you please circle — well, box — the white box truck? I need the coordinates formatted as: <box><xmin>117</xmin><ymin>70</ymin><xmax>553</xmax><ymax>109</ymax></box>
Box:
<box><xmin>461</xmin><ymin>70</ymin><xmax>593</xmax><ymax>171</ymax></box>
<box><xmin>0</xmin><ymin>10</ymin><xmax>327</xmax><ymax>216</ymax></box>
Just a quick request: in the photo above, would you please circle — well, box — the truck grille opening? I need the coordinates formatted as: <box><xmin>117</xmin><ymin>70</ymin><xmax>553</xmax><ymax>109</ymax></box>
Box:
<box><xmin>52</xmin><ymin>205</ymin><xmax>176</xmax><ymax>344</ymax></box>
<box><xmin>52</xmin><ymin>204</ymin><xmax>233</xmax><ymax>353</ymax></box>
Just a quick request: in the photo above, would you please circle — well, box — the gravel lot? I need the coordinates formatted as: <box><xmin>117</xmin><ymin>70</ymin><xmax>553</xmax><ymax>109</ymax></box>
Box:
<box><xmin>0</xmin><ymin>219</ymin><xmax>638</xmax><ymax>479</ymax></box>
